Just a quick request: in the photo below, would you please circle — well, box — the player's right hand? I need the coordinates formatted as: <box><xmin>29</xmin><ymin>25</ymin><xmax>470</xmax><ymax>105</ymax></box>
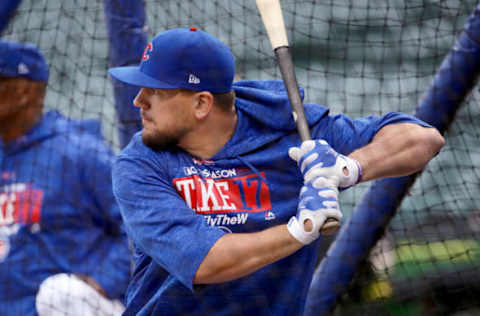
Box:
<box><xmin>289</xmin><ymin>139</ymin><xmax>362</xmax><ymax>189</ymax></box>
<box><xmin>287</xmin><ymin>176</ymin><xmax>342</xmax><ymax>245</ymax></box>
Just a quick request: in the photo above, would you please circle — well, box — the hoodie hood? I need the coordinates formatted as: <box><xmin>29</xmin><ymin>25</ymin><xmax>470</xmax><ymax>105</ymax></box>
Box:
<box><xmin>3</xmin><ymin>110</ymin><xmax>103</xmax><ymax>154</ymax></box>
<box><xmin>213</xmin><ymin>80</ymin><xmax>329</xmax><ymax>159</ymax></box>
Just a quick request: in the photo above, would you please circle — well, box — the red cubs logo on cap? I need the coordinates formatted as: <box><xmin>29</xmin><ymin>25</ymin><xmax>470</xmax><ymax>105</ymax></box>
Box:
<box><xmin>142</xmin><ymin>42</ymin><xmax>153</xmax><ymax>61</ymax></box>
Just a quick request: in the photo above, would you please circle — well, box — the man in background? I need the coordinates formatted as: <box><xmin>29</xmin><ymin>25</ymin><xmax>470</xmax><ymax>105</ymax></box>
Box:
<box><xmin>0</xmin><ymin>41</ymin><xmax>130</xmax><ymax>315</ymax></box>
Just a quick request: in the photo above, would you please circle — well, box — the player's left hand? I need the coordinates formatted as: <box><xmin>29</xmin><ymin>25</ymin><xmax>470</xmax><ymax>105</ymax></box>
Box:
<box><xmin>289</xmin><ymin>139</ymin><xmax>362</xmax><ymax>189</ymax></box>
<box><xmin>287</xmin><ymin>176</ymin><xmax>342</xmax><ymax>245</ymax></box>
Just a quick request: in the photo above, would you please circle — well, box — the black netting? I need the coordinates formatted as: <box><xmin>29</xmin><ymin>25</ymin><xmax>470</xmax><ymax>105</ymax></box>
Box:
<box><xmin>3</xmin><ymin>1</ymin><xmax>480</xmax><ymax>315</ymax></box>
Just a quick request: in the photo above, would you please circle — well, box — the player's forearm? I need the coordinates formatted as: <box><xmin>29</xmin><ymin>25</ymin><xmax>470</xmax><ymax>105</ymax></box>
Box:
<box><xmin>193</xmin><ymin>224</ymin><xmax>303</xmax><ymax>284</ymax></box>
<box><xmin>350</xmin><ymin>123</ymin><xmax>445</xmax><ymax>182</ymax></box>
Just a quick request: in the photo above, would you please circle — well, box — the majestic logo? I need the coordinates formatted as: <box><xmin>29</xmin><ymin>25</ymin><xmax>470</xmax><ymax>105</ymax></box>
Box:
<box><xmin>142</xmin><ymin>42</ymin><xmax>153</xmax><ymax>61</ymax></box>
<box><xmin>173</xmin><ymin>172</ymin><xmax>272</xmax><ymax>214</ymax></box>
<box><xmin>264</xmin><ymin>211</ymin><xmax>276</xmax><ymax>221</ymax></box>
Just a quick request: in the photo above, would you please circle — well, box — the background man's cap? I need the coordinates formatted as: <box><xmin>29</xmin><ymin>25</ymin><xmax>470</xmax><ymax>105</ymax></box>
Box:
<box><xmin>0</xmin><ymin>41</ymin><xmax>49</xmax><ymax>83</ymax></box>
<box><xmin>109</xmin><ymin>27</ymin><xmax>235</xmax><ymax>94</ymax></box>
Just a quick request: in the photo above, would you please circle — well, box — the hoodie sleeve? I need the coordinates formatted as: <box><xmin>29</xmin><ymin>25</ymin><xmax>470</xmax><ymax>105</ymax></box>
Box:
<box><xmin>112</xmin><ymin>143</ymin><xmax>225</xmax><ymax>291</ymax></box>
<box><xmin>309</xmin><ymin>111</ymin><xmax>432</xmax><ymax>155</ymax></box>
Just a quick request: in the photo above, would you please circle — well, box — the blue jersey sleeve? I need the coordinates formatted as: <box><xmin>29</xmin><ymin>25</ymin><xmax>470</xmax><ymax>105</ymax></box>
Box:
<box><xmin>310</xmin><ymin>111</ymin><xmax>432</xmax><ymax>155</ymax></box>
<box><xmin>112</xmin><ymin>149</ymin><xmax>225</xmax><ymax>291</ymax></box>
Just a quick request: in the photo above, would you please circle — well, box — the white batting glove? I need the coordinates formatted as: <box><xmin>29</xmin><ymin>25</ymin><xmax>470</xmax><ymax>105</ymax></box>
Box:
<box><xmin>289</xmin><ymin>139</ymin><xmax>363</xmax><ymax>189</ymax></box>
<box><xmin>287</xmin><ymin>177</ymin><xmax>342</xmax><ymax>245</ymax></box>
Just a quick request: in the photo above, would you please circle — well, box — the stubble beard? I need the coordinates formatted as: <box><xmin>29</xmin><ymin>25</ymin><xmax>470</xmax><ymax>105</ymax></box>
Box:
<box><xmin>141</xmin><ymin>127</ymin><xmax>186</xmax><ymax>152</ymax></box>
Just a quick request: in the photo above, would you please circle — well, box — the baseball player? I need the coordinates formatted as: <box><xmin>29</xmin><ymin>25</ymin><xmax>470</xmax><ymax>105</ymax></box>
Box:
<box><xmin>0</xmin><ymin>41</ymin><xmax>130</xmax><ymax>315</ymax></box>
<box><xmin>108</xmin><ymin>28</ymin><xmax>445</xmax><ymax>315</ymax></box>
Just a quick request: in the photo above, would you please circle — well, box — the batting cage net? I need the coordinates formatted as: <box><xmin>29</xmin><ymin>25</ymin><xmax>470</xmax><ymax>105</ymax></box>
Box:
<box><xmin>2</xmin><ymin>0</ymin><xmax>480</xmax><ymax>315</ymax></box>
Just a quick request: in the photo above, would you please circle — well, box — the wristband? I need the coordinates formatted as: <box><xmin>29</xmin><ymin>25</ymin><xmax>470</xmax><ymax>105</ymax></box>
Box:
<box><xmin>354</xmin><ymin>158</ymin><xmax>363</xmax><ymax>184</ymax></box>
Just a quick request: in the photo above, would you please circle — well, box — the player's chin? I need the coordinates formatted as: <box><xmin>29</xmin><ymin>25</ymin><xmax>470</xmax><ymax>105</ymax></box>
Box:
<box><xmin>141</xmin><ymin>131</ymin><xmax>178</xmax><ymax>151</ymax></box>
<box><xmin>141</xmin><ymin>123</ymin><xmax>160</xmax><ymax>138</ymax></box>
<box><xmin>141</xmin><ymin>129</ymin><xmax>156</xmax><ymax>146</ymax></box>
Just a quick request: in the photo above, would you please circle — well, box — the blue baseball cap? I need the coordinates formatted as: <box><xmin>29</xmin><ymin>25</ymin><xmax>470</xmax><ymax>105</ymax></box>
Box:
<box><xmin>109</xmin><ymin>27</ymin><xmax>235</xmax><ymax>93</ymax></box>
<box><xmin>0</xmin><ymin>41</ymin><xmax>49</xmax><ymax>82</ymax></box>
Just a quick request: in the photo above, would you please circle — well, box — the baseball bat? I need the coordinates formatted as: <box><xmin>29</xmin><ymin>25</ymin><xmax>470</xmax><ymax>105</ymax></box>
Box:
<box><xmin>256</xmin><ymin>0</ymin><xmax>340</xmax><ymax>235</ymax></box>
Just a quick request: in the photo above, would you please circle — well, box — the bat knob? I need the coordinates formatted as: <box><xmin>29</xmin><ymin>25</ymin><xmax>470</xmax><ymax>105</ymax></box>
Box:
<box><xmin>321</xmin><ymin>218</ymin><xmax>340</xmax><ymax>235</ymax></box>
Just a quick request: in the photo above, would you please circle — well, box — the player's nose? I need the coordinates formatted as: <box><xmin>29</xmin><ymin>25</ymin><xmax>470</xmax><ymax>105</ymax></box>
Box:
<box><xmin>133</xmin><ymin>89</ymin><xmax>149</xmax><ymax>109</ymax></box>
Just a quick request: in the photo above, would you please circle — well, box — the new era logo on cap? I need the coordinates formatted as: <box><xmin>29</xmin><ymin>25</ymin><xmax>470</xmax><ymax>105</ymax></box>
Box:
<box><xmin>188</xmin><ymin>74</ymin><xmax>200</xmax><ymax>84</ymax></box>
<box><xmin>18</xmin><ymin>63</ymin><xmax>30</xmax><ymax>75</ymax></box>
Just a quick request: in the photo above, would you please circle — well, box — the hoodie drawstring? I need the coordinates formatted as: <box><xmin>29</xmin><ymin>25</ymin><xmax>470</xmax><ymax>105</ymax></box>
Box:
<box><xmin>236</xmin><ymin>155</ymin><xmax>267</xmax><ymax>184</ymax></box>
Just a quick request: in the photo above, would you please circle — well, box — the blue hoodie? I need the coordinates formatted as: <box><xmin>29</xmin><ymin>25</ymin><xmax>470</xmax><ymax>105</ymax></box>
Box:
<box><xmin>0</xmin><ymin>110</ymin><xmax>131</xmax><ymax>315</ymax></box>
<box><xmin>113</xmin><ymin>80</ymin><xmax>430</xmax><ymax>316</ymax></box>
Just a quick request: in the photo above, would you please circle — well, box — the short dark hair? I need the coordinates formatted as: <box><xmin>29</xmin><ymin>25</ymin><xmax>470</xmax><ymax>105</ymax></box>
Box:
<box><xmin>176</xmin><ymin>88</ymin><xmax>235</xmax><ymax>112</ymax></box>
<box><xmin>212</xmin><ymin>90</ymin><xmax>235</xmax><ymax>112</ymax></box>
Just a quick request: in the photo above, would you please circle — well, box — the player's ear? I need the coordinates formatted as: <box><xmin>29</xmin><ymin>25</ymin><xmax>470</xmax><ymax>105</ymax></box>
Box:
<box><xmin>192</xmin><ymin>91</ymin><xmax>214</xmax><ymax>120</ymax></box>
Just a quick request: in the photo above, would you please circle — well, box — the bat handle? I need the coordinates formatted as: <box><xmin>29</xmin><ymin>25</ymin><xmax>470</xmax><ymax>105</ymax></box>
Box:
<box><xmin>274</xmin><ymin>47</ymin><xmax>311</xmax><ymax>141</ymax></box>
<box><xmin>274</xmin><ymin>47</ymin><xmax>340</xmax><ymax>236</ymax></box>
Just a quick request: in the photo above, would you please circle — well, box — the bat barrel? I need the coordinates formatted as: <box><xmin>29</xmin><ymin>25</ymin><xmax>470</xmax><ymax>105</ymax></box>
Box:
<box><xmin>256</xmin><ymin>0</ymin><xmax>339</xmax><ymax>235</ymax></box>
